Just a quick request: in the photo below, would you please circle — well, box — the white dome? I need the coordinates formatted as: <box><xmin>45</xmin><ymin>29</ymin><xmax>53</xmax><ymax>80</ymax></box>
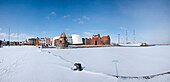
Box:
<box><xmin>71</xmin><ymin>34</ymin><xmax>83</xmax><ymax>44</ymax></box>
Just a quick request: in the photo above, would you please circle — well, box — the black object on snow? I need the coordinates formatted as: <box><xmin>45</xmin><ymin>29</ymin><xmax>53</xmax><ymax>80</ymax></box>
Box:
<box><xmin>74</xmin><ymin>63</ymin><xmax>83</xmax><ymax>71</ymax></box>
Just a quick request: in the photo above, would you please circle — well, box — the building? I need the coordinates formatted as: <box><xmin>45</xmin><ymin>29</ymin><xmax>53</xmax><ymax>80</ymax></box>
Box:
<box><xmin>56</xmin><ymin>32</ymin><xmax>68</xmax><ymax>48</ymax></box>
<box><xmin>84</xmin><ymin>38</ymin><xmax>91</xmax><ymax>45</ymax></box>
<box><xmin>0</xmin><ymin>40</ymin><xmax>2</xmax><ymax>48</ymax></box>
<box><xmin>66</xmin><ymin>36</ymin><xmax>72</xmax><ymax>45</ymax></box>
<box><xmin>53</xmin><ymin>34</ymin><xmax>83</xmax><ymax>46</ymax></box>
<box><xmin>52</xmin><ymin>36</ymin><xmax>60</xmax><ymax>46</ymax></box>
<box><xmin>28</xmin><ymin>37</ymin><xmax>51</xmax><ymax>46</ymax></box>
<box><xmin>28</xmin><ymin>37</ymin><xmax>40</xmax><ymax>46</ymax></box>
<box><xmin>72</xmin><ymin>34</ymin><xmax>83</xmax><ymax>45</ymax></box>
<box><xmin>10</xmin><ymin>41</ymin><xmax>19</xmax><ymax>46</ymax></box>
<box><xmin>40</xmin><ymin>38</ymin><xmax>45</xmax><ymax>46</ymax></box>
<box><xmin>45</xmin><ymin>37</ymin><xmax>51</xmax><ymax>46</ymax></box>
<box><xmin>84</xmin><ymin>34</ymin><xmax>110</xmax><ymax>45</ymax></box>
<box><xmin>102</xmin><ymin>35</ymin><xmax>110</xmax><ymax>45</ymax></box>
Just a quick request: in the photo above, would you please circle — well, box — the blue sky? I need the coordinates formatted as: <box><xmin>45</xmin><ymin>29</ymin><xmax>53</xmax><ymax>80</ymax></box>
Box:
<box><xmin>0</xmin><ymin>0</ymin><xmax>170</xmax><ymax>44</ymax></box>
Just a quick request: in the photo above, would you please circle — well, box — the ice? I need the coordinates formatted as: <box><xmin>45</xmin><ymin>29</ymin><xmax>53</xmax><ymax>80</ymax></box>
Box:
<box><xmin>0</xmin><ymin>46</ymin><xmax>170</xmax><ymax>82</ymax></box>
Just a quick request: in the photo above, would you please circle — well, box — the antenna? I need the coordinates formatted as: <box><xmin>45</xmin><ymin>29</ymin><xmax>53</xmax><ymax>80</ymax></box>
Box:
<box><xmin>133</xmin><ymin>29</ymin><xmax>135</xmax><ymax>43</ymax></box>
<box><xmin>8</xmin><ymin>25</ymin><xmax>10</xmax><ymax>47</ymax></box>
<box><xmin>126</xmin><ymin>30</ymin><xmax>128</xmax><ymax>43</ymax></box>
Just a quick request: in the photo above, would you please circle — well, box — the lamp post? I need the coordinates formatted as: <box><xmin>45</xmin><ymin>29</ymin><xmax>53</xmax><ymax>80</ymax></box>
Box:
<box><xmin>112</xmin><ymin>60</ymin><xmax>119</xmax><ymax>77</ymax></box>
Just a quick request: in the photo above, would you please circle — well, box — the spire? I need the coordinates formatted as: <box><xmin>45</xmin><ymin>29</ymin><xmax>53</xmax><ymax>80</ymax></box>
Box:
<box><xmin>61</xmin><ymin>32</ymin><xmax>66</xmax><ymax>38</ymax></box>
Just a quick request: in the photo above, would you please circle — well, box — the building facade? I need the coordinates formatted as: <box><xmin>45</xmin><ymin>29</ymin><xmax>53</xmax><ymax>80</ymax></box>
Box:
<box><xmin>84</xmin><ymin>34</ymin><xmax>110</xmax><ymax>45</ymax></box>
<box><xmin>52</xmin><ymin>36</ymin><xmax>60</xmax><ymax>46</ymax></box>
<box><xmin>56</xmin><ymin>32</ymin><xmax>68</xmax><ymax>48</ymax></box>
<box><xmin>45</xmin><ymin>37</ymin><xmax>51</xmax><ymax>46</ymax></box>
<box><xmin>40</xmin><ymin>38</ymin><xmax>45</xmax><ymax>46</ymax></box>
<box><xmin>71</xmin><ymin>34</ymin><xmax>83</xmax><ymax>45</ymax></box>
<box><xmin>28</xmin><ymin>37</ymin><xmax>40</xmax><ymax>46</ymax></box>
<box><xmin>0</xmin><ymin>40</ymin><xmax>2</xmax><ymax>48</ymax></box>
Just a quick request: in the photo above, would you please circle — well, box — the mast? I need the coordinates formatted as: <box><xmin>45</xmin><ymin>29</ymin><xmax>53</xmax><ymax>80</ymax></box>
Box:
<box><xmin>133</xmin><ymin>29</ymin><xmax>135</xmax><ymax>43</ymax></box>
<box><xmin>8</xmin><ymin>25</ymin><xmax>10</xmax><ymax>46</ymax></box>
<box><xmin>126</xmin><ymin>30</ymin><xmax>128</xmax><ymax>43</ymax></box>
<box><xmin>118</xmin><ymin>34</ymin><xmax>120</xmax><ymax>44</ymax></box>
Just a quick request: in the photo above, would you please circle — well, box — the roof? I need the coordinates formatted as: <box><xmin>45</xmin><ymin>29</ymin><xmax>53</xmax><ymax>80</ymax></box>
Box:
<box><xmin>93</xmin><ymin>34</ymin><xmax>100</xmax><ymax>38</ymax></box>
<box><xmin>61</xmin><ymin>32</ymin><xmax>66</xmax><ymax>38</ymax></box>
<box><xmin>102</xmin><ymin>35</ymin><xmax>110</xmax><ymax>39</ymax></box>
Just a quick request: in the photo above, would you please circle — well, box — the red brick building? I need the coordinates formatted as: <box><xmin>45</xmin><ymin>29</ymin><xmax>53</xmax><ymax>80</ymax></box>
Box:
<box><xmin>85</xmin><ymin>34</ymin><xmax>110</xmax><ymax>45</ymax></box>
<box><xmin>45</xmin><ymin>37</ymin><xmax>51</xmax><ymax>46</ymax></box>
<box><xmin>55</xmin><ymin>32</ymin><xmax>68</xmax><ymax>48</ymax></box>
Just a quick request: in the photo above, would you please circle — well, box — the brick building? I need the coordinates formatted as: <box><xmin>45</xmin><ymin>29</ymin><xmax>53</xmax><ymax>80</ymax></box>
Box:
<box><xmin>55</xmin><ymin>32</ymin><xmax>68</xmax><ymax>48</ymax></box>
<box><xmin>84</xmin><ymin>34</ymin><xmax>110</xmax><ymax>45</ymax></box>
<box><xmin>102</xmin><ymin>35</ymin><xmax>110</xmax><ymax>45</ymax></box>
<box><xmin>45</xmin><ymin>37</ymin><xmax>51</xmax><ymax>46</ymax></box>
<box><xmin>28</xmin><ymin>37</ymin><xmax>40</xmax><ymax>46</ymax></box>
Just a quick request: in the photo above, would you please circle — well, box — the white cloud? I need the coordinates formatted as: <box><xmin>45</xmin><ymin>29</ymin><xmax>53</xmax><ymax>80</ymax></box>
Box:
<box><xmin>0</xmin><ymin>33</ymin><xmax>33</xmax><ymax>41</ymax></box>
<box><xmin>0</xmin><ymin>33</ymin><xmax>8</xmax><ymax>36</ymax></box>
<box><xmin>83</xmin><ymin>32</ymin><xmax>93</xmax><ymax>36</ymax></box>
<box><xmin>120</xmin><ymin>27</ymin><xmax>126</xmax><ymax>30</ymax></box>
<box><xmin>72</xmin><ymin>18</ymin><xmax>84</xmax><ymax>24</ymax></box>
<box><xmin>82</xmin><ymin>16</ymin><xmax>89</xmax><ymax>20</ymax></box>
<box><xmin>64</xmin><ymin>15</ymin><xmax>70</xmax><ymax>18</ymax></box>
<box><xmin>78</xmin><ymin>20</ymin><xmax>84</xmax><ymax>24</ymax></box>
<box><xmin>72</xmin><ymin>16</ymin><xmax>89</xmax><ymax>24</ymax></box>
<box><xmin>51</xmin><ymin>11</ymin><xmax>56</xmax><ymax>16</ymax></box>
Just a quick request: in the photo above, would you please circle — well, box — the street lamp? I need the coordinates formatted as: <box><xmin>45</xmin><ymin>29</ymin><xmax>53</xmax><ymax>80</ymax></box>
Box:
<box><xmin>112</xmin><ymin>60</ymin><xmax>119</xmax><ymax>77</ymax></box>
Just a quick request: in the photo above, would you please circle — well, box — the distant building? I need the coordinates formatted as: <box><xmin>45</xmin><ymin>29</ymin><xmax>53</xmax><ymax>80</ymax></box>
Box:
<box><xmin>40</xmin><ymin>38</ymin><xmax>45</xmax><ymax>46</ymax></box>
<box><xmin>0</xmin><ymin>40</ymin><xmax>2</xmax><ymax>48</ymax></box>
<box><xmin>28</xmin><ymin>37</ymin><xmax>40</xmax><ymax>46</ymax></box>
<box><xmin>53</xmin><ymin>34</ymin><xmax>83</xmax><ymax>46</ymax></box>
<box><xmin>10</xmin><ymin>41</ymin><xmax>19</xmax><ymax>46</ymax></box>
<box><xmin>56</xmin><ymin>32</ymin><xmax>68</xmax><ymax>48</ymax></box>
<box><xmin>84</xmin><ymin>34</ymin><xmax>110</xmax><ymax>45</ymax></box>
<box><xmin>66</xmin><ymin>36</ymin><xmax>72</xmax><ymax>45</ymax></box>
<box><xmin>102</xmin><ymin>35</ymin><xmax>110</xmax><ymax>45</ymax></box>
<box><xmin>71</xmin><ymin>34</ymin><xmax>83</xmax><ymax>45</ymax></box>
<box><xmin>52</xmin><ymin>36</ymin><xmax>60</xmax><ymax>46</ymax></box>
<box><xmin>45</xmin><ymin>37</ymin><xmax>51</xmax><ymax>46</ymax></box>
<box><xmin>28</xmin><ymin>37</ymin><xmax>51</xmax><ymax>46</ymax></box>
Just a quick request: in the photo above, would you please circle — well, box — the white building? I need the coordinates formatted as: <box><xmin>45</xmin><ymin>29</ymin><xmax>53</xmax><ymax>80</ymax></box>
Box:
<box><xmin>52</xmin><ymin>36</ymin><xmax>60</xmax><ymax>46</ymax></box>
<box><xmin>71</xmin><ymin>34</ymin><xmax>83</xmax><ymax>45</ymax></box>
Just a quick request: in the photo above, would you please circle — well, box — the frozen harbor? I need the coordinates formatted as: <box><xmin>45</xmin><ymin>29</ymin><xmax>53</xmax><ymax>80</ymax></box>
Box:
<box><xmin>0</xmin><ymin>46</ymin><xmax>170</xmax><ymax>82</ymax></box>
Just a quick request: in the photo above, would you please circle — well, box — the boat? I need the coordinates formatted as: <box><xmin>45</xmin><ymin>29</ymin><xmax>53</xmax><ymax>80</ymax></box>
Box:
<box><xmin>118</xmin><ymin>29</ymin><xmax>142</xmax><ymax>47</ymax></box>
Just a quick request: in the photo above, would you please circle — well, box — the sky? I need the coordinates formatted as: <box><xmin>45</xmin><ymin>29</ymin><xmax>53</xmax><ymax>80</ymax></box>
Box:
<box><xmin>0</xmin><ymin>0</ymin><xmax>170</xmax><ymax>44</ymax></box>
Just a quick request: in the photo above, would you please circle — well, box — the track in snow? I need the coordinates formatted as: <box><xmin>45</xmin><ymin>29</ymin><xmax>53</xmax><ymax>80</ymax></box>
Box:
<box><xmin>42</xmin><ymin>49</ymin><xmax>170</xmax><ymax>79</ymax></box>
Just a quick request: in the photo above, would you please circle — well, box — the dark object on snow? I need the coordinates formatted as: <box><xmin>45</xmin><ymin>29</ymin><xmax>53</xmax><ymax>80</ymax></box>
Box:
<box><xmin>74</xmin><ymin>63</ymin><xmax>83</xmax><ymax>71</ymax></box>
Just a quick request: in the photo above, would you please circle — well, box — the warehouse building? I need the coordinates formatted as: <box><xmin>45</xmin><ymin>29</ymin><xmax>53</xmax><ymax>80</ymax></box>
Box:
<box><xmin>84</xmin><ymin>34</ymin><xmax>110</xmax><ymax>45</ymax></box>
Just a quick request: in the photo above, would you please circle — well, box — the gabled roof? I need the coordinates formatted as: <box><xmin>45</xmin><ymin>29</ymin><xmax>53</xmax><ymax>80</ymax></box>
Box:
<box><xmin>102</xmin><ymin>35</ymin><xmax>110</xmax><ymax>39</ymax></box>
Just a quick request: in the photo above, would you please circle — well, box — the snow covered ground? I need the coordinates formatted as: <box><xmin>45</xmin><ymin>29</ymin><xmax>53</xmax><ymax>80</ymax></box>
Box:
<box><xmin>0</xmin><ymin>46</ymin><xmax>170</xmax><ymax>82</ymax></box>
